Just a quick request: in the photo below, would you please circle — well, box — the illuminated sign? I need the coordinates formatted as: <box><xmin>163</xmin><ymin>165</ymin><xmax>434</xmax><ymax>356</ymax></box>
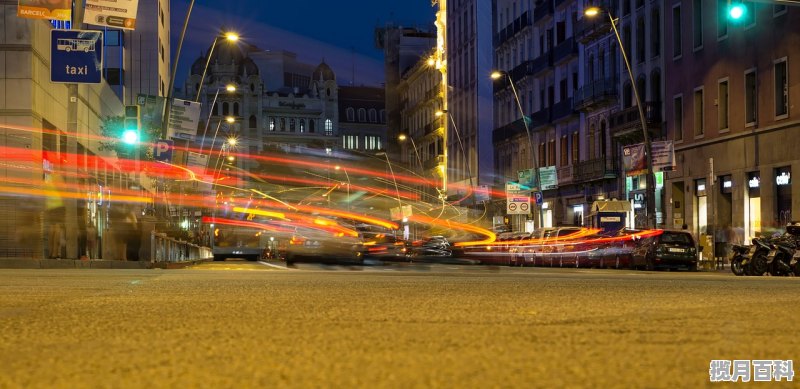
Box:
<box><xmin>749</xmin><ymin>177</ymin><xmax>760</xmax><ymax>188</ymax></box>
<box><xmin>697</xmin><ymin>184</ymin><xmax>706</xmax><ymax>192</ymax></box>
<box><xmin>723</xmin><ymin>180</ymin><xmax>732</xmax><ymax>189</ymax></box>
<box><xmin>776</xmin><ymin>172</ymin><xmax>791</xmax><ymax>186</ymax></box>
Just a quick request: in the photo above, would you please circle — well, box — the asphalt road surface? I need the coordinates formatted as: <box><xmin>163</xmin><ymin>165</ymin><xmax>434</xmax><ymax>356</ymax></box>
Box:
<box><xmin>0</xmin><ymin>262</ymin><xmax>797</xmax><ymax>388</ymax></box>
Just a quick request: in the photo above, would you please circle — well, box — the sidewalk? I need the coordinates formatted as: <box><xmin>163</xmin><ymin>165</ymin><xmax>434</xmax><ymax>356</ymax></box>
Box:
<box><xmin>0</xmin><ymin>258</ymin><xmax>209</xmax><ymax>269</ymax></box>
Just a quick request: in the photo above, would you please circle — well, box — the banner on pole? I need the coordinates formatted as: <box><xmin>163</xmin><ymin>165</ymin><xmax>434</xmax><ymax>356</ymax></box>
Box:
<box><xmin>651</xmin><ymin>141</ymin><xmax>676</xmax><ymax>172</ymax></box>
<box><xmin>18</xmin><ymin>0</ymin><xmax>71</xmax><ymax>21</ymax></box>
<box><xmin>622</xmin><ymin>143</ymin><xmax>647</xmax><ymax>176</ymax></box>
<box><xmin>538</xmin><ymin>166</ymin><xmax>558</xmax><ymax>190</ymax></box>
<box><xmin>84</xmin><ymin>0</ymin><xmax>139</xmax><ymax>30</ymax></box>
<box><xmin>167</xmin><ymin>98</ymin><xmax>201</xmax><ymax>141</ymax></box>
<box><xmin>136</xmin><ymin>94</ymin><xmax>165</xmax><ymax>132</ymax></box>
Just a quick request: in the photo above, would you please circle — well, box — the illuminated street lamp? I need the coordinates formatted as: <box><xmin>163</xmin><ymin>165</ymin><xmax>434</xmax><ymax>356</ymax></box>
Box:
<box><xmin>194</xmin><ymin>31</ymin><xmax>240</xmax><ymax>102</ymax></box>
<box><xmin>198</xmin><ymin>84</ymin><xmax>236</xmax><ymax>155</ymax></box>
<box><xmin>490</xmin><ymin>70</ymin><xmax>543</xmax><ymax>229</ymax></box>
<box><xmin>398</xmin><ymin>134</ymin><xmax>423</xmax><ymax>171</ymax></box>
<box><xmin>585</xmin><ymin>5</ymin><xmax>656</xmax><ymax>229</ymax></box>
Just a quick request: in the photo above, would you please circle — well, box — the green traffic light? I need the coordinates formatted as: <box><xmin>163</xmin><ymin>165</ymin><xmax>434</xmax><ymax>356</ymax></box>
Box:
<box><xmin>122</xmin><ymin>129</ymin><xmax>139</xmax><ymax>145</ymax></box>
<box><xmin>729</xmin><ymin>4</ymin><xmax>745</xmax><ymax>20</ymax></box>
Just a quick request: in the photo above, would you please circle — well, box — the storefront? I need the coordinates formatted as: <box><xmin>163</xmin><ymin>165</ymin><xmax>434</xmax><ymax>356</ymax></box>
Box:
<box><xmin>745</xmin><ymin>171</ymin><xmax>761</xmax><ymax>243</ymax></box>
<box><xmin>695</xmin><ymin>178</ymin><xmax>709</xmax><ymax>236</ymax></box>
<box><xmin>775</xmin><ymin>166</ymin><xmax>792</xmax><ymax>225</ymax></box>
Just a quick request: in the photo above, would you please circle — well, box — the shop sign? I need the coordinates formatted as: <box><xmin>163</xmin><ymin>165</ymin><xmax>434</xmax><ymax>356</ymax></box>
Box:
<box><xmin>748</xmin><ymin>176</ymin><xmax>760</xmax><ymax>188</ymax></box>
<box><xmin>776</xmin><ymin>172</ymin><xmax>791</xmax><ymax>186</ymax></box>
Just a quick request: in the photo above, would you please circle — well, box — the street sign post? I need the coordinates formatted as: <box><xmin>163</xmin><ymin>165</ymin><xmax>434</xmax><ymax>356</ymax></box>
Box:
<box><xmin>506</xmin><ymin>182</ymin><xmax>531</xmax><ymax>215</ymax></box>
<box><xmin>533</xmin><ymin>191</ymin><xmax>543</xmax><ymax>206</ymax></box>
<box><xmin>50</xmin><ymin>30</ymin><xmax>103</xmax><ymax>84</ymax></box>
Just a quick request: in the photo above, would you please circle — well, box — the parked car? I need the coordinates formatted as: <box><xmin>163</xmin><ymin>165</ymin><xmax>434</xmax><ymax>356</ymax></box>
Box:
<box><xmin>630</xmin><ymin>230</ymin><xmax>698</xmax><ymax>270</ymax></box>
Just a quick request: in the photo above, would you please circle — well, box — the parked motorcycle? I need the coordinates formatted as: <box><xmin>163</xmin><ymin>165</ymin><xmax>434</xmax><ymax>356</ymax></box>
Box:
<box><xmin>730</xmin><ymin>244</ymin><xmax>751</xmax><ymax>276</ymax></box>
<box><xmin>767</xmin><ymin>238</ymin><xmax>796</xmax><ymax>276</ymax></box>
<box><xmin>747</xmin><ymin>237</ymin><xmax>772</xmax><ymax>276</ymax></box>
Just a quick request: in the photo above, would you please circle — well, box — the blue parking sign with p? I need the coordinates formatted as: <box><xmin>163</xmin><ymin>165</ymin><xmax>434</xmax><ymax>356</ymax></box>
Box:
<box><xmin>51</xmin><ymin>30</ymin><xmax>103</xmax><ymax>84</ymax></box>
<box><xmin>154</xmin><ymin>140</ymin><xmax>173</xmax><ymax>162</ymax></box>
<box><xmin>534</xmin><ymin>191</ymin><xmax>543</xmax><ymax>205</ymax></box>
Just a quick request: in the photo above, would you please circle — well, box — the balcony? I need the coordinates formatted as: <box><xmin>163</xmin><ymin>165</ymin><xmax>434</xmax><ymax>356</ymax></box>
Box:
<box><xmin>573</xmin><ymin>157</ymin><xmax>619</xmax><ymax>183</ymax></box>
<box><xmin>529</xmin><ymin>107</ymin><xmax>551</xmax><ymax>128</ymax></box>
<box><xmin>575</xmin><ymin>11</ymin><xmax>613</xmax><ymax>44</ymax></box>
<box><xmin>574</xmin><ymin>78</ymin><xmax>618</xmax><ymax>112</ymax></box>
<box><xmin>530</xmin><ymin>51</ymin><xmax>553</xmax><ymax>77</ymax></box>
<box><xmin>492</xmin><ymin>118</ymin><xmax>528</xmax><ymax>144</ymax></box>
<box><xmin>551</xmin><ymin>97</ymin><xmax>576</xmax><ymax>122</ymax></box>
<box><xmin>424</xmin><ymin>123</ymin><xmax>439</xmax><ymax>137</ymax></box>
<box><xmin>534</xmin><ymin>1</ymin><xmax>554</xmax><ymax>24</ymax></box>
<box><xmin>557</xmin><ymin>165</ymin><xmax>574</xmax><ymax>185</ymax></box>
<box><xmin>494</xmin><ymin>11</ymin><xmax>531</xmax><ymax>47</ymax></box>
<box><xmin>609</xmin><ymin>102</ymin><xmax>662</xmax><ymax>138</ymax></box>
<box><xmin>423</xmin><ymin>154</ymin><xmax>445</xmax><ymax>171</ymax></box>
<box><xmin>552</xmin><ymin>37</ymin><xmax>578</xmax><ymax>64</ymax></box>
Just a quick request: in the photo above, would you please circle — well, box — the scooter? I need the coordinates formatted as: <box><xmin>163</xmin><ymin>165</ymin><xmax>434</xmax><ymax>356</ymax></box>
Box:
<box><xmin>730</xmin><ymin>244</ymin><xmax>750</xmax><ymax>276</ymax></box>
<box><xmin>747</xmin><ymin>238</ymin><xmax>772</xmax><ymax>276</ymax></box>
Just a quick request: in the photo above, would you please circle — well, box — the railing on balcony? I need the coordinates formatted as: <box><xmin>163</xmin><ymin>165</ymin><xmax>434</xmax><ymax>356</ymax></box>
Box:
<box><xmin>575</xmin><ymin>6</ymin><xmax>614</xmax><ymax>44</ymax></box>
<box><xmin>573</xmin><ymin>157</ymin><xmax>619</xmax><ymax>183</ymax></box>
<box><xmin>424</xmin><ymin>123</ymin><xmax>438</xmax><ymax>137</ymax></box>
<box><xmin>551</xmin><ymin>97</ymin><xmax>575</xmax><ymax>121</ymax></box>
<box><xmin>552</xmin><ymin>37</ymin><xmax>577</xmax><ymax>64</ymax></box>
<box><xmin>574</xmin><ymin>78</ymin><xmax>618</xmax><ymax>111</ymax></box>
<box><xmin>530</xmin><ymin>107</ymin><xmax>551</xmax><ymax>128</ymax></box>
<box><xmin>492</xmin><ymin>118</ymin><xmax>528</xmax><ymax>143</ymax></box>
<box><xmin>423</xmin><ymin>154</ymin><xmax>445</xmax><ymax>171</ymax></box>
<box><xmin>609</xmin><ymin>101</ymin><xmax>662</xmax><ymax>132</ymax></box>
<box><xmin>530</xmin><ymin>51</ymin><xmax>553</xmax><ymax>76</ymax></box>
<box><xmin>557</xmin><ymin>165</ymin><xmax>574</xmax><ymax>185</ymax></box>
<box><xmin>494</xmin><ymin>11</ymin><xmax>531</xmax><ymax>47</ymax></box>
<box><xmin>534</xmin><ymin>1</ymin><xmax>554</xmax><ymax>23</ymax></box>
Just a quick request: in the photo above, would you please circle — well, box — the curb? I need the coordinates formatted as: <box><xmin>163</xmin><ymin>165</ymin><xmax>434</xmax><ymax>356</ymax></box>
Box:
<box><xmin>0</xmin><ymin>258</ymin><xmax>212</xmax><ymax>269</ymax></box>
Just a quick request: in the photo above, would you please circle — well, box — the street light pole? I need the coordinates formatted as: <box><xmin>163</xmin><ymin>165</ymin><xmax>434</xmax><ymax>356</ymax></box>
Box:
<box><xmin>162</xmin><ymin>0</ymin><xmax>195</xmax><ymax>138</ymax></box>
<box><xmin>398</xmin><ymin>134</ymin><xmax>423</xmax><ymax>171</ymax></box>
<box><xmin>586</xmin><ymin>6</ymin><xmax>656</xmax><ymax>229</ymax></box>
<box><xmin>198</xmin><ymin>85</ymin><xmax>236</xmax><ymax>156</ymax></box>
<box><xmin>491</xmin><ymin>71</ymin><xmax>544</xmax><ymax>229</ymax></box>
<box><xmin>436</xmin><ymin>110</ymin><xmax>475</xmax><ymax>206</ymax></box>
<box><xmin>194</xmin><ymin>32</ymin><xmax>239</xmax><ymax>102</ymax></box>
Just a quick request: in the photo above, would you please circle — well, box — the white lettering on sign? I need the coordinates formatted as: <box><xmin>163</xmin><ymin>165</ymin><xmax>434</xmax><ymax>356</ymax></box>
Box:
<box><xmin>749</xmin><ymin>177</ymin><xmax>760</xmax><ymax>188</ymax></box>
<box><xmin>723</xmin><ymin>180</ymin><xmax>732</xmax><ymax>189</ymax></box>
<box><xmin>20</xmin><ymin>9</ymin><xmax>46</xmax><ymax>16</ymax></box>
<box><xmin>600</xmin><ymin>216</ymin><xmax>621</xmax><ymax>223</ymax></box>
<box><xmin>65</xmin><ymin>65</ymin><xmax>89</xmax><ymax>75</ymax></box>
<box><xmin>776</xmin><ymin>172</ymin><xmax>791</xmax><ymax>186</ymax></box>
<box><xmin>697</xmin><ymin>184</ymin><xmax>706</xmax><ymax>192</ymax></box>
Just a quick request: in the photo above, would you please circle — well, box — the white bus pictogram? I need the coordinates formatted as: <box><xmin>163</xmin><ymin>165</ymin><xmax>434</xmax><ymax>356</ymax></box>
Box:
<box><xmin>56</xmin><ymin>38</ymin><xmax>95</xmax><ymax>53</ymax></box>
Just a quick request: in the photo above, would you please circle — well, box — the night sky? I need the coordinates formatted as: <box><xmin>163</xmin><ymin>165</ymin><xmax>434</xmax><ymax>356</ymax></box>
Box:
<box><xmin>171</xmin><ymin>0</ymin><xmax>437</xmax><ymax>89</ymax></box>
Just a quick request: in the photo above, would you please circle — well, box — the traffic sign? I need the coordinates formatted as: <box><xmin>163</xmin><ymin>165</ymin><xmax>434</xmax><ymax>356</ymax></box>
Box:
<box><xmin>520</xmin><ymin>202</ymin><xmax>529</xmax><ymax>212</ymax></box>
<box><xmin>51</xmin><ymin>30</ymin><xmax>103</xmax><ymax>84</ymax></box>
<box><xmin>153</xmin><ymin>140</ymin><xmax>174</xmax><ymax>162</ymax></box>
<box><xmin>534</xmin><ymin>191</ymin><xmax>543</xmax><ymax>205</ymax></box>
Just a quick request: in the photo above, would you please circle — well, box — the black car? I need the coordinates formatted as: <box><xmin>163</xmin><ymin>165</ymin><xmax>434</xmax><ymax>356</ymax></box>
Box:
<box><xmin>631</xmin><ymin>230</ymin><xmax>698</xmax><ymax>270</ymax></box>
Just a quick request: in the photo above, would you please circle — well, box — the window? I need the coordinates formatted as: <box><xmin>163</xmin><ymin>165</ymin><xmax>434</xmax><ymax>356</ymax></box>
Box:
<box><xmin>233</xmin><ymin>102</ymin><xmax>240</xmax><ymax>116</ymax></box>
<box><xmin>369</xmin><ymin>109</ymin><xmax>377</xmax><ymax>123</ymax></box>
<box><xmin>717</xmin><ymin>0</ymin><xmax>728</xmax><ymax>39</ymax></box>
<box><xmin>289</xmin><ymin>118</ymin><xmax>296</xmax><ymax>132</ymax></box>
<box><xmin>346</xmin><ymin>107</ymin><xmax>355</xmax><ymax>121</ymax></box>
<box><xmin>358</xmin><ymin>108</ymin><xmax>366</xmax><ymax>122</ymax></box>
<box><xmin>571</xmin><ymin>132</ymin><xmax>579</xmax><ymax>163</ymax></box>
<box><xmin>279</xmin><ymin>117</ymin><xmax>285</xmax><ymax>130</ymax></box>
<box><xmin>365</xmin><ymin>136</ymin><xmax>382</xmax><ymax>150</ymax></box>
<box><xmin>623</xmin><ymin>83</ymin><xmax>632</xmax><ymax>108</ymax></box>
<box><xmin>692</xmin><ymin>0</ymin><xmax>703</xmax><ymax>49</ymax></box>
<box><xmin>309</xmin><ymin>120</ymin><xmax>315</xmax><ymax>133</ymax></box>
<box><xmin>674</xmin><ymin>95</ymin><xmax>683</xmax><ymax>142</ymax></box>
<box><xmin>623</xmin><ymin>25</ymin><xmax>631</xmax><ymax>62</ymax></box>
<box><xmin>651</xmin><ymin>8</ymin><xmax>661</xmax><ymax>58</ymax></box>
<box><xmin>745</xmin><ymin>69</ymin><xmax>757</xmax><ymax>125</ymax></box>
<box><xmin>547</xmin><ymin>139</ymin><xmax>556</xmax><ymax>166</ymax></box>
<box><xmin>249</xmin><ymin>115</ymin><xmax>257</xmax><ymax>129</ymax></box>
<box><xmin>775</xmin><ymin>58</ymin><xmax>788</xmax><ymax>118</ymax></box>
<box><xmin>538</xmin><ymin>143</ymin><xmax>546</xmax><ymax>167</ymax></box>
<box><xmin>269</xmin><ymin>118</ymin><xmax>275</xmax><ymax>131</ymax></box>
<box><xmin>636</xmin><ymin>17</ymin><xmax>645</xmax><ymax>63</ymax></box>
<box><xmin>718</xmin><ymin>79</ymin><xmax>729</xmax><ymax>131</ymax></box>
<box><xmin>324</xmin><ymin>119</ymin><xmax>333</xmax><ymax>136</ymax></box>
<box><xmin>694</xmin><ymin>87</ymin><xmax>704</xmax><ymax>137</ymax></box>
<box><xmin>299</xmin><ymin>119</ymin><xmax>305</xmax><ymax>133</ymax></box>
<box><xmin>343</xmin><ymin>135</ymin><xmax>359</xmax><ymax>149</ymax></box>
<box><xmin>380</xmin><ymin>110</ymin><xmax>386</xmax><ymax>123</ymax></box>
<box><xmin>560</xmin><ymin>135</ymin><xmax>568</xmax><ymax>167</ymax></box>
<box><xmin>222</xmin><ymin>102</ymin><xmax>229</xmax><ymax>116</ymax></box>
<box><xmin>672</xmin><ymin>5</ymin><xmax>682</xmax><ymax>58</ymax></box>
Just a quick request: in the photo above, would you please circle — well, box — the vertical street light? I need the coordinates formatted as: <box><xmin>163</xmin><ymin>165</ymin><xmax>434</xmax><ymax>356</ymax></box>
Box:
<box><xmin>490</xmin><ymin>70</ymin><xmax>544</xmax><ymax>229</ymax></box>
<box><xmin>194</xmin><ymin>32</ymin><xmax>240</xmax><ymax>102</ymax></box>
<box><xmin>198</xmin><ymin>84</ymin><xmax>236</xmax><ymax>156</ymax></box>
<box><xmin>335</xmin><ymin>165</ymin><xmax>351</xmax><ymax>213</ymax></box>
<box><xmin>398</xmin><ymin>134</ymin><xmax>423</xmax><ymax>171</ymax></box>
<box><xmin>585</xmin><ymin>6</ymin><xmax>656</xmax><ymax>229</ymax></box>
<box><xmin>435</xmin><ymin>110</ymin><xmax>475</xmax><ymax>206</ymax></box>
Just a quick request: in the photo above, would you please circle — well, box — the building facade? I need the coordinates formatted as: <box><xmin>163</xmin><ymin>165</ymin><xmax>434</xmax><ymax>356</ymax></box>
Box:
<box><xmin>664</xmin><ymin>1</ymin><xmax>800</xmax><ymax>243</ymax></box>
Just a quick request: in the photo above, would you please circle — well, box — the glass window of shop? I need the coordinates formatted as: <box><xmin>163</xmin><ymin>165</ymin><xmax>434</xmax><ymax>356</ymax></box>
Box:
<box><xmin>695</xmin><ymin>178</ymin><xmax>708</xmax><ymax>236</ymax></box>
<box><xmin>746</xmin><ymin>171</ymin><xmax>761</xmax><ymax>243</ymax></box>
<box><xmin>775</xmin><ymin>167</ymin><xmax>792</xmax><ymax>226</ymax></box>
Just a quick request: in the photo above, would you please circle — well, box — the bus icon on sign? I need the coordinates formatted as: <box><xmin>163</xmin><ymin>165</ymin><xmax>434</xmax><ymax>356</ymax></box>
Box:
<box><xmin>56</xmin><ymin>39</ymin><xmax>95</xmax><ymax>53</ymax></box>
